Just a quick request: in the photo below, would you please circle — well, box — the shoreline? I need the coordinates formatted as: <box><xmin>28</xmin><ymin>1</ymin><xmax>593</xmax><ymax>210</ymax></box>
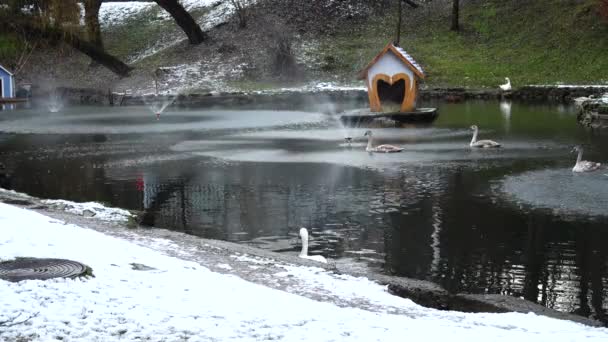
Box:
<box><xmin>0</xmin><ymin>188</ymin><xmax>603</xmax><ymax>328</ymax></box>
<box><xmin>18</xmin><ymin>85</ymin><xmax>608</xmax><ymax>109</ymax></box>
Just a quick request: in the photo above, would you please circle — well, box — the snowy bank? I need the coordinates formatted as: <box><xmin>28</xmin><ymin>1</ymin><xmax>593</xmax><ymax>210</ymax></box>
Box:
<box><xmin>41</xmin><ymin>199</ymin><xmax>134</xmax><ymax>222</ymax></box>
<box><xmin>1</xmin><ymin>203</ymin><xmax>608</xmax><ymax>341</ymax></box>
<box><xmin>576</xmin><ymin>93</ymin><xmax>608</xmax><ymax>129</ymax></box>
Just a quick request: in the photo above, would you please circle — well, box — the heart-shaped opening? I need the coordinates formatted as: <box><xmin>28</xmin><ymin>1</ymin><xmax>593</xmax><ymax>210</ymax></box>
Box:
<box><xmin>377</xmin><ymin>79</ymin><xmax>406</xmax><ymax>112</ymax></box>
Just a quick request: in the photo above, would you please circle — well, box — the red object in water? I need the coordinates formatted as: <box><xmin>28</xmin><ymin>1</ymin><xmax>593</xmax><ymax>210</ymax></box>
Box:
<box><xmin>156</xmin><ymin>112</ymin><xmax>161</xmax><ymax>120</ymax></box>
<box><xmin>136</xmin><ymin>174</ymin><xmax>144</xmax><ymax>191</ymax></box>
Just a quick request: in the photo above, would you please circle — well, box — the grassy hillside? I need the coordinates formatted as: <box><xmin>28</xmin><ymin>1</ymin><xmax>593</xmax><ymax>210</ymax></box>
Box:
<box><xmin>321</xmin><ymin>0</ymin><xmax>608</xmax><ymax>88</ymax></box>
<box><xmin>2</xmin><ymin>0</ymin><xmax>607</xmax><ymax>92</ymax></box>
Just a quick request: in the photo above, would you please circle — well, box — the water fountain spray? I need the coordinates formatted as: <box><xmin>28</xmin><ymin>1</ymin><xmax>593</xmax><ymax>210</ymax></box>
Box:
<box><xmin>143</xmin><ymin>93</ymin><xmax>176</xmax><ymax>120</ymax></box>
<box><xmin>47</xmin><ymin>89</ymin><xmax>64</xmax><ymax>113</ymax></box>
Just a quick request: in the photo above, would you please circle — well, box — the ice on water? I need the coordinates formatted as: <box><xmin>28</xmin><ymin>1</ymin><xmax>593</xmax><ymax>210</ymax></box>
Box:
<box><xmin>500</xmin><ymin>168</ymin><xmax>608</xmax><ymax>218</ymax></box>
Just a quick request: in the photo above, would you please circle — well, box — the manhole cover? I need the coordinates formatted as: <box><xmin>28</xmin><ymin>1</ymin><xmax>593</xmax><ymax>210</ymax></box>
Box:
<box><xmin>0</xmin><ymin>258</ymin><xmax>92</xmax><ymax>282</ymax></box>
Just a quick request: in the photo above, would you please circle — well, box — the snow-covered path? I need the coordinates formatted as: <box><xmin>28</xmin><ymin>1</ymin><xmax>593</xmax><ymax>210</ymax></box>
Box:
<box><xmin>1</xmin><ymin>203</ymin><xmax>607</xmax><ymax>341</ymax></box>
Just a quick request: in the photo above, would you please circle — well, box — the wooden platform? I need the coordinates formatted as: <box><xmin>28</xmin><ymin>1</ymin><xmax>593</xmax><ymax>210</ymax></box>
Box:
<box><xmin>339</xmin><ymin>107</ymin><xmax>439</xmax><ymax>126</ymax></box>
<box><xmin>0</xmin><ymin>98</ymin><xmax>27</xmax><ymax>104</ymax></box>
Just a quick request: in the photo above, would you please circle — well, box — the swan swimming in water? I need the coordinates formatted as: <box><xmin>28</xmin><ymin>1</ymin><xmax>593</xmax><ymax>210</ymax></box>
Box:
<box><xmin>470</xmin><ymin>125</ymin><xmax>501</xmax><ymax>148</ymax></box>
<box><xmin>299</xmin><ymin>228</ymin><xmax>327</xmax><ymax>263</ymax></box>
<box><xmin>364</xmin><ymin>130</ymin><xmax>403</xmax><ymax>153</ymax></box>
<box><xmin>499</xmin><ymin>77</ymin><xmax>512</xmax><ymax>91</ymax></box>
<box><xmin>572</xmin><ymin>146</ymin><xmax>601</xmax><ymax>172</ymax></box>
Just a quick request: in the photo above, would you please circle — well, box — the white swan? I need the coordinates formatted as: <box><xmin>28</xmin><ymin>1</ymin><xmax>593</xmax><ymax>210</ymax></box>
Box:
<box><xmin>299</xmin><ymin>228</ymin><xmax>327</xmax><ymax>263</ymax></box>
<box><xmin>499</xmin><ymin>77</ymin><xmax>512</xmax><ymax>91</ymax></box>
<box><xmin>364</xmin><ymin>130</ymin><xmax>403</xmax><ymax>153</ymax></box>
<box><xmin>572</xmin><ymin>146</ymin><xmax>601</xmax><ymax>172</ymax></box>
<box><xmin>470</xmin><ymin>125</ymin><xmax>501</xmax><ymax>148</ymax></box>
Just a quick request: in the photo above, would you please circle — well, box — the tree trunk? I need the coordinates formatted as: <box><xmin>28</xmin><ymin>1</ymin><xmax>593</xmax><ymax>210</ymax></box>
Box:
<box><xmin>154</xmin><ymin>0</ymin><xmax>207</xmax><ymax>44</ymax></box>
<box><xmin>1</xmin><ymin>18</ymin><xmax>133</xmax><ymax>77</ymax></box>
<box><xmin>83</xmin><ymin>0</ymin><xmax>103</xmax><ymax>49</ymax></box>
<box><xmin>600</xmin><ymin>0</ymin><xmax>608</xmax><ymax>21</ymax></box>
<box><xmin>450</xmin><ymin>0</ymin><xmax>460</xmax><ymax>32</ymax></box>
<box><xmin>403</xmin><ymin>0</ymin><xmax>419</xmax><ymax>8</ymax></box>
<box><xmin>230</xmin><ymin>0</ymin><xmax>247</xmax><ymax>29</ymax></box>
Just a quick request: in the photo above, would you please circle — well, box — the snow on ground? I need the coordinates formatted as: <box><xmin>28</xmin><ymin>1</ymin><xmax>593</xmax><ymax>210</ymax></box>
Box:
<box><xmin>253</xmin><ymin>82</ymin><xmax>366</xmax><ymax>94</ymax></box>
<box><xmin>99</xmin><ymin>1</ymin><xmax>155</xmax><ymax>28</ymax></box>
<box><xmin>1</xmin><ymin>203</ymin><xmax>608</xmax><ymax>341</ymax></box>
<box><xmin>118</xmin><ymin>0</ymin><xmax>256</xmax><ymax>63</ymax></box>
<box><xmin>40</xmin><ymin>199</ymin><xmax>134</xmax><ymax>222</ymax></box>
<box><xmin>530</xmin><ymin>84</ymin><xmax>608</xmax><ymax>88</ymax></box>
<box><xmin>151</xmin><ymin>58</ymin><xmax>248</xmax><ymax>94</ymax></box>
<box><xmin>97</xmin><ymin>1</ymin><xmax>357</xmax><ymax>92</ymax></box>
<box><xmin>181</xmin><ymin>0</ymin><xmax>221</xmax><ymax>10</ymax></box>
<box><xmin>99</xmin><ymin>0</ymin><xmax>235</xmax><ymax>30</ymax></box>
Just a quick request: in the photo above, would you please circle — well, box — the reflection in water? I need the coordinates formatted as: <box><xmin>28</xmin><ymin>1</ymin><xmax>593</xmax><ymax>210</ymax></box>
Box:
<box><xmin>500</xmin><ymin>100</ymin><xmax>512</xmax><ymax>133</ymax></box>
<box><xmin>429</xmin><ymin>200</ymin><xmax>442</xmax><ymax>277</ymax></box>
<box><xmin>0</xmin><ymin>102</ymin><xmax>607</xmax><ymax>323</ymax></box>
<box><xmin>1</xmin><ymin>104</ymin><xmax>16</xmax><ymax>111</ymax></box>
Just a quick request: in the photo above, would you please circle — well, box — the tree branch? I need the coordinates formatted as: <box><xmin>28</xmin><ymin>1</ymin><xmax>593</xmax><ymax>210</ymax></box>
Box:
<box><xmin>1</xmin><ymin>17</ymin><xmax>133</xmax><ymax>77</ymax></box>
<box><xmin>154</xmin><ymin>0</ymin><xmax>207</xmax><ymax>44</ymax></box>
<box><xmin>403</xmin><ymin>0</ymin><xmax>420</xmax><ymax>8</ymax></box>
<box><xmin>0</xmin><ymin>312</ymin><xmax>39</xmax><ymax>328</ymax></box>
<box><xmin>14</xmin><ymin>40</ymin><xmax>38</xmax><ymax>75</ymax></box>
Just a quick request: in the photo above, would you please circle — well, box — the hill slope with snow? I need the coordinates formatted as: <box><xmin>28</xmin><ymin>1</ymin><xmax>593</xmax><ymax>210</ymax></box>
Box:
<box><xmin>4</xmin><ymin>0</ymin><xmax>608</xmax><ymax>93</ymax></box>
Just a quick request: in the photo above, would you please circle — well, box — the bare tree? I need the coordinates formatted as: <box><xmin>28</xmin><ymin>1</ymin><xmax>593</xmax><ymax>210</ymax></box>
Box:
<box><xmin>83</xmin><ymin>0</ymin><xmax>103</xmax><ymax>49</ymax></box>
<box><xmin>0</xmin><ymin>18</ymin><xmax>133</xmax><ymax>76</ymax></box>
<box><xmin>450</xmin><ymin>0</ymin><xmax>460</xmax><ymax>31</ymax></box>
<box><xmin>267</xmin><ymin>22</ymin><xmax>298</xmax><ymax>79</ymax></box>
<box><xmin>154</xmin><ymin>0</ymin><xmax>207</xmax><ymax>44</ymax></box>
<box><xmin>600</xmin><ymin>0</ymin><xmax>608</xmax><ymax>21</ymax></box>
<box><xmin>11</xmin><ymin>34</ymin><xmax>37</xmax><ymax>75</ymax></box>
<box><xmin>0</xmin><ymin>312</ymin><xmax>39</xmax><ymax>328</ymax></box>
<box><xmin>0</xmin><ymin>0</ymin><xmax>133</xmax><ymax>76</ymax></box>
<box><xmin>230</xmin><ymin>0</ymin><xmax>249</xmax><ymax>29</ymax></box>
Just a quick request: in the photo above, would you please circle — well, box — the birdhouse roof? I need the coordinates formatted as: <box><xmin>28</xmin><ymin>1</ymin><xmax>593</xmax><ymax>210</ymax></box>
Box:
<box><xmin>0</xmin><ymin>65</ymin><xmax>14</xmax><ymax>76</ymax></box>
<box><xmin>358</xmin><ymin>42</ymin><xmax>425</xmax><ymax>80</ymax></box>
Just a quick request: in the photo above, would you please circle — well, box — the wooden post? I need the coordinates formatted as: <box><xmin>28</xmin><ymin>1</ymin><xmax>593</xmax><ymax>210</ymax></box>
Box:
<box><xmin>108</xmin><ymin>88</ymin><xmax>113</xmax><ymax>106</ymax></box>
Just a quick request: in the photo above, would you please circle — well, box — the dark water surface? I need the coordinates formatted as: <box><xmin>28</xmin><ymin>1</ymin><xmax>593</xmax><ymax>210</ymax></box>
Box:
<box><xmin>1</xmin><ymin>100</ymin><xmax>607</xmax><ymax>322</ymax></box>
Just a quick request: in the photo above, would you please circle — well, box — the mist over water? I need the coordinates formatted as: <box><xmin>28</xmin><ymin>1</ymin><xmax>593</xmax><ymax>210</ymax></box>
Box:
<box><xmin>1</xmin><ymin>99</ymin><xmax>607</xmax><ymax>322</ymax></box>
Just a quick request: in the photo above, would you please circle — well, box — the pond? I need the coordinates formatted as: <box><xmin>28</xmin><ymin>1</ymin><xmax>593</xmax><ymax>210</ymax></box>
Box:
<box><xmin>1</xmin><ymin>98</ymin><xmax>607</xmax><ymax>323</ymax></box>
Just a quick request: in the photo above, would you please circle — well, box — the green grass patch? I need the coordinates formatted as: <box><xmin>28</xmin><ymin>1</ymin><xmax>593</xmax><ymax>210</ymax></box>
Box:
<box><xmin>96</xmin><ymin>0</ymin><xmax>608</xmax><ymax>89</ymax></box>
<box><xmin>102</xmin><ymin>6</ymin><xmax>177</xmax><ymax>61</ymax></box>
<box><xmin>310</xmin><ymin>0</ymin><xmax>608</xmax><ymax>87</ymax></box>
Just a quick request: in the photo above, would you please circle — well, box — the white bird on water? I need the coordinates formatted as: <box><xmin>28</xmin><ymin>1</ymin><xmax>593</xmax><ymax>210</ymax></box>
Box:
<box><xmin>364</xmin><ymin>130</ymin><xmax>403</xmax><ymax>153</ymax></box>
<box><xmin>572</xmin><ymin>146</ymin><xmax>601</xmax><ymax>173</ymax></box>
<box><xmin>499</xmin><ymin>77</ymin><xmax>512</xmax><ymax>91</ymax></box>
<box><xmin>299</xmin><ymin>228</ymin><xmax>327</xmax><ymax>263</ymax></box>
<box><xmin>469</xmin><ymin>125</ymin><xmax>501</xmax><ymax>148</ymax></box>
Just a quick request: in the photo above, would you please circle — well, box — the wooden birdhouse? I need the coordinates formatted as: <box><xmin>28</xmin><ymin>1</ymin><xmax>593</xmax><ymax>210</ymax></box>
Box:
<box><xmin>358</xmin><ymin>42</ymin><xmax>425</xmax><ymax>113</ymax></box>
<box><xmin>0</xmin><ymin>65</ymin><xmax>16</xmax><ymax>100</ymax></box>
